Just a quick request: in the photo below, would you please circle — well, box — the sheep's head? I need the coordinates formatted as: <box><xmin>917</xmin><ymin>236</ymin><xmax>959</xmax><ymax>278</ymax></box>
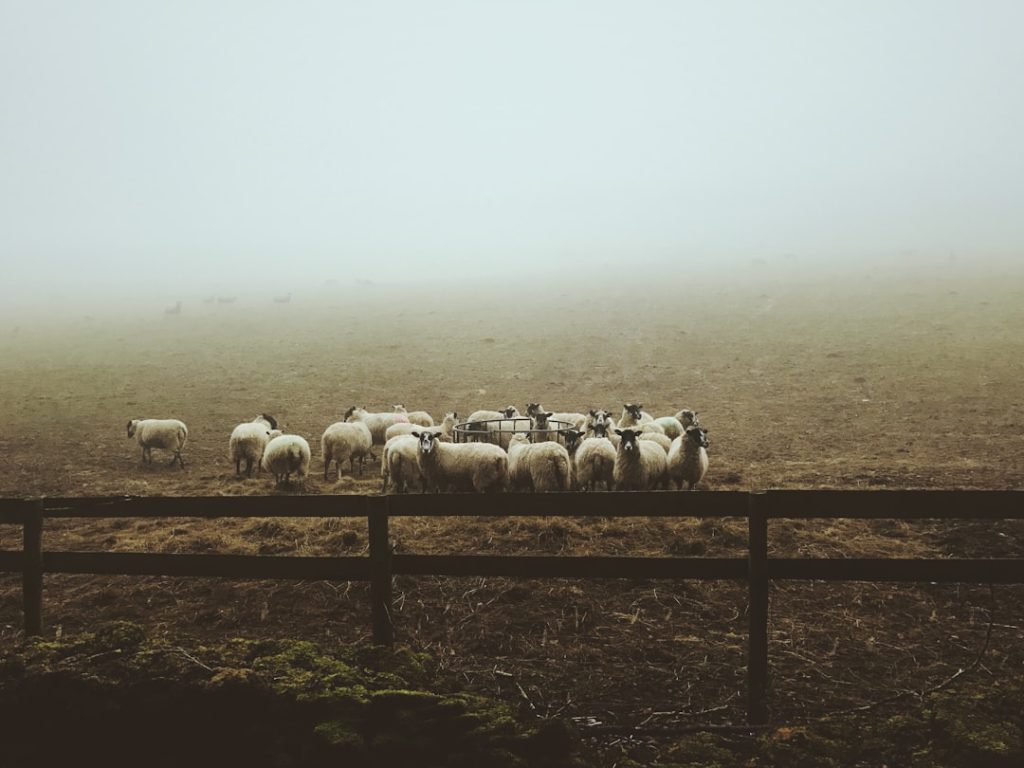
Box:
<box><xmin>261</xmin><ymin>413</ymin><xmax>279</xmax><ymax>430</ymax></box>
<box><xmin>502</xmin><ymin>406</ymin><xmax>519</xmax><ymax>418</ymax></box>
<box><xmin>526</xmin><ymin>403</ymin><xmax>542</xmax><ymax>417</ymax></box>
<box><xmin>530</xmin><ymin>411</ymin><xmax>552</xmax><ymax>429</ymax></box>
<box><xmin>413</xmin><ymin>430</ymin><xmax>440</xmax><ymax>455</ymax></box>
<box><xmin>560</xmin><ymin>429</ymin><xmax>584</xmax><ymax>453</ymax></box>
<box><xmin>509</xmin><ymin>432</ymin><xmax>530</xmax><ymax>447</ymax></box>
<box><xmin>126</xmin><ymin>419</ymin><xmax>139</xmax><ymax>438</ymax></box>
<box><xmin>591</xmin><ymin>421</ymin><xmax>609</xmax><ymax>438</ymax></box>
<box><xmin>615</xmin><ymin>428</ymin><xmax>641</xmax><ymax>452</ymax></box>
<box><xmin>677</xmin><ymin>409</ymin><xmax>699</xmax><ymax>428</ymax></box>
<box><xmin>685</xmin><ymin>425</ymin><xmax>709</xmax><ymax>449</ymax></box>
<box><xmin>624</xmin><ymin>404</ymin><xmax>644</xmax><ymax>421</ymax></box>
<box><xmin>344</xmin><ymin>406</ymin><xmax>362</xmax><ymax>422</ymax></box>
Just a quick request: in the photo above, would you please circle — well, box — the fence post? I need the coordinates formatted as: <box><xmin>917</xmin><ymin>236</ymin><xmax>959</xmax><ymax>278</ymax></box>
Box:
<box><xmin>747</xmin><ymin>491</ymin><xmax>769</xmax><ymax>725</ymax></box>
<box><xmin>23</xmin><ymin>501</ymin><xmax>44</xmax><ymax>637</ymax></box>
<box><xmin>368</xmin><ymin>495</ymin><xmax>394</xmax><ymax>646</ymax></box>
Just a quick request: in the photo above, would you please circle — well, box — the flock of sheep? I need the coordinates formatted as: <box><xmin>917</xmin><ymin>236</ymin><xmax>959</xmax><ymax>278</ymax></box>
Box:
<box><xmin>124</xmin><ymin>402</ymin><xmax>710</xmax><ymax>492</ymax></box>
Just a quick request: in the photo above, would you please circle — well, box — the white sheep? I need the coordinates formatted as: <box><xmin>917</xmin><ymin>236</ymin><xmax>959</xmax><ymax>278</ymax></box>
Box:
<box><xmin>381</xmin><ymin>434</ymin><xmax>423</xmax><ymax>493</ymax></box>
<box><xmin>127</xmin><ymin>418</ymin><xmax>188</xmax><ymax>468</ymax></box>
<box><xmin>612</xmin><ymin>428</ymin><xmax>668</xmax><ymax>490</ymax></box>
<box><xmin>562</xmin><ymin>429</ymin><xmax>616</xmax><ymax>491</ymax></box>
<box><xmin>404</xmin><ymin>409</ymin><xmax>435</xmax><ymax>427</ymax></box>
<box><xmin>506</xmin><ymin>433</ymin><xmax>572</xmax><ymax>492</ymax></box>
<box><xmin>526</xmin><ymin>403</ymin><xmax>587</xmax><ymax>431</ymax></box>
<box><xmin>584</xmin><ymin>409</ymin><xmax>616</xmax><ymax>439</ymax></box>
<box><xmin>261</xmin><ymin>433</ymin><xmax>311</xmax><ymax>485</ymax></box>
<box><xmin>667</xmin><ymin>425</ymin><xmax>710</xmax><ymax>490</ymax></box>
<box><xmin>653</xmin><ymin>410</ymin><xmax>699</xmax><ymax>440</ymax></box>
<box><xmin>344</xmin><ymin>406</ymin><xmax>410</xmax><ymax>450</ymax></box>
<box><xmin>412</xmin><ymin>430</ymin><xmax>508</xmax><ymax>493</ymax></box>
<box><xmin>321</xmin><ymin>420</ymin><xmax>374</xmax><ymax>480</ymax></box>
<box><xmin>638</xmin><ymin>430</ymin><xmax>672</xmax><ymax>453</ymax></box>
<box><xmin>229</xmin><ymin>413</ymin><xmax>279</xmax><ymax>476</ymax></box>
<box><xmin>385</xmin><ymin>412</ymin><xmax>458</xmax><ymax>442</ymax></box>
<box><xmin>618</xmin><ymin>403</ymin><xmax>654</xmax><ymax>428</ymax></box>
<box><xmin>463</xmin><ymin>406</ymin><xmax>520</xmax><ymax>443</ymax></box>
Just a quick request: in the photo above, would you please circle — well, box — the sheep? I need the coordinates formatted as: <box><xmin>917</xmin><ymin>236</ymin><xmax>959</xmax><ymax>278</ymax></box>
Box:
<box><xmin>565</xmin><ymin>429</ymin><xmax>617</xmax><ymax>491</ymax></box>
<box><xmin>619</xmin><ymin>403</ymin><xmax>654</xmax><ymax>428</ymax></box>
<box><xmin>261</xmin><ymin>433</ymin><xmax>311</xmax><ymax>485</ymax></box>
<box><xmin>464</xmin><ymin>406</ymin><xmax>527</xmax><ymax>448</ymax></box>
<box><xmin>321</xmin><ymin>420</ymin><xmax>374</xmax><ymax>480</ymax></box>
<box><xmin>506</xmin><ymin>433</ymin><xmax>572</xmax><ymax>492</ymax></box>
<box><xmin>344</xmin><ymin>406</ymin><xmax>410</xmax><ymax>451</ymax></box>
<box><xmin>675</xmin><ymin>409</ymin><xmax>701</xmax><ymax>429</ymax></box>
<box><xmin>667</xmin><ymin>425</ymin><xmax>710</xmax><ymax>490</ymax></box>
<box><xmin>638</xmin><ymin>430</ymin><xmax>672</xmax><ymax>453</ymax></box>
<box><xmin>405</xmin><ymin>409</ymin><xmax>435</xmax><ymax>427</ymax></box>
<box><xmin>612</xmin><ymin>428</ymin><xmax>668</xmax><ymax>491</ymax></box>
<box><xmin>229</xmin><ymin>413</ymin><xmax>279</xmax><ymax>476</ymax></box>
<box><xmin>385</xmin><ymin>412</ymin><xmax>457</xmax><ymax>442</ymax></box>
<box><xmin>413</xmin><ymin>430</ymin><xmax>507</xmax><ymax>493</ymax></box>
<box><xmin>653</xmin><ymin>410</ymin><xmax>699</xmax><ymax>440</ymax></box>
<box><xmin>526</xmin><ymin>404</ymin><xmax>587</xmax><ymax>430</ymax></box>
<box><xmin>127</xmin><ymin>418</ymin><xmax>188</xmax><ymax>468</ymax></box>
<box><xmin>381</xmin><ymin>434</ymin><xmax>423</xmax><ymax>493</ymax></box>
<box><xmin>463</xmin><ymin>406</ymin><xmax>519</xmax><ymax>443</ymax></box>
<box><xmin>584</xmin><ymin>409</ymin><xmax>616</xmax><ymax>439</ymax></box>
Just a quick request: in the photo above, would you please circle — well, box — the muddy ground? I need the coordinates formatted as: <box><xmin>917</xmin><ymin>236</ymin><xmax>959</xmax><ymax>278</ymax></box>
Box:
<box><xmin>1</xmin><ymin>265</ymin><xmax>1022</xmax><ymax>764</ymax></box>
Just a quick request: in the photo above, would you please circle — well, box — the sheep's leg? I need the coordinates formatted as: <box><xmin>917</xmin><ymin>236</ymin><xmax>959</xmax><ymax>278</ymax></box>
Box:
<box><xmin>245</xmin><ymin>459</ymin><xmax>253</xmax><ymax>477</ymax></box>
<box><xmin>323</xmin><ymin>459</ymin><xmax>330</xmax><ymax>481</ymax></box>
<box><xmin>235</xmin><ymin>459</ymin><xmax>241</xmax><ymax>475</ymax></box>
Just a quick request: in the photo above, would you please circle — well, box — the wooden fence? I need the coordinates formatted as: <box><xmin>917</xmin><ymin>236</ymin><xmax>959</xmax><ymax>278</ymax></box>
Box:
<box><xmin>1</xmin><ymin>490</ymin><xmax>1022</xmax><ymax>725</ymax></box>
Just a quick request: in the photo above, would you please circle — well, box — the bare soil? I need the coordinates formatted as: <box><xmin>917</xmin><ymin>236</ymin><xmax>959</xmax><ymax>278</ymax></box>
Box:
<box><xmin>1</xmin><ymin>269</ymin><xmax>1022</xmax><ymax>764</ymax></box>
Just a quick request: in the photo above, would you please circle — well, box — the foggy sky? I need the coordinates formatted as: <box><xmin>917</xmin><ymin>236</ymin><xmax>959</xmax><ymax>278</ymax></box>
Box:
<box><xmin>2</xmin><ymin>1</ymin><xmax>1023</xmax><ymax>309</ymax></box>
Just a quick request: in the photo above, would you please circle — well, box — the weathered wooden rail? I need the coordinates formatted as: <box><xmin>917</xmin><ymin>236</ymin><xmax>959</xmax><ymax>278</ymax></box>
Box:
<box><xmin>1</xmin><ymin>490</ymin><xmax>1022</xmax><ymax>725</ymax></box>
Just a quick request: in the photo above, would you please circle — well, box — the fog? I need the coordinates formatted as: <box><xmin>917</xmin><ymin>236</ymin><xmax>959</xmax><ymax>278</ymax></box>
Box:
<box><xmin>2</xmin><ymin>1</ymin><xmax>1023</xmax><ymax>322</ymax></box>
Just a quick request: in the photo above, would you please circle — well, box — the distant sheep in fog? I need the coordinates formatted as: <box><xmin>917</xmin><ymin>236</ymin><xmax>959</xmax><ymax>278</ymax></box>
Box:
<box><xmin>262</xmin><ymin>434</ymin><xmax>311</xmax><ymax>485</ymax></box>
<box><xmin>127</xmin><ymin>418</ymin><xmax>188</xmax><ymax>468</ymax></box>
<box><xmin>229</xmin><ymin>414</ymin><xmax>280</xmax><ymax>476</ymax></box>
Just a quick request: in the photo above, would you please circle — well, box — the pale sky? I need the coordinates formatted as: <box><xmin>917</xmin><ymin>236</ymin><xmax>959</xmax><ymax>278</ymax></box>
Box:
<box><xmin>2</xmin><ymin>1</ymin><xmax>1022</xmax><ymax>304</ymax></box>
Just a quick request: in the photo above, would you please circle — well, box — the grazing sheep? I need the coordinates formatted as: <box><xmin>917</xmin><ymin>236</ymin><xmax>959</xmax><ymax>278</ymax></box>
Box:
<box><xmin>570</xmin><ymin>431</ymin><xmax>617</xmax><ymax>492</ymax></box>
<box><xmin>613</xmin><ymin>428</ymin><xmax>668</xmax><ymax>491</ymax></box>
<box><xmin>321</xmin><ymin>420</ymin><xmax>374</xmax><ymax>479</ymax></box>
<box><xmin>381</xmin><ymin>435</ymin><xmax>423</xmax><ymax>493</ymax></box>
<box><xmin>507</xmin><ymin>433</ymin><xmax>572</xmax><ymax>492</ymax></box>
<box><xmin>619</xmin><ymin>403</ymin><xmax>654</xmax><ymax>428</ymax></box>
<box><xmin>344</xmin><ymin>406</ymin><xmax>409</xmax><ymax>450</ymax></box>
<box><xmin>386</xmin><ymin>412</ymin><xmax>457</xmax><ymax>442</ymax></box>
<box><xmin>638</xmin><ymin>430</ymin><xmax>672</xmax><ymax>453</ymax></box>
<box><xmin>261</xmin><ymin>434</ymin><xmax>311</xmax><ymax>485</ymax></box>
<box><xmin>668</xmin><ymin>425</ymin><xmax>710</xmax><ymax>490</ymax></box>
<box><xmin>229</xmin><ymin>413</ymin><xmax>279</xmax><ymax>476</ymax></box>
<box><xmin>127</xmin><ymin>418</ymin><xmax>188</xmax><ymax>468</ymax></box>
<box><xmin>413</xmin><ymin>431</ymin><xmax>508</xmax><ymax>493</ymax></box>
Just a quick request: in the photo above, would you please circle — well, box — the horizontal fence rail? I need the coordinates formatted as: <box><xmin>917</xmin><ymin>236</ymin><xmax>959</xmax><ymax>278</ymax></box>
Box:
<box><xmin>0</xmin><ymin>490</ymin><xmax>1022</xmax><ymax>726</ymax></box>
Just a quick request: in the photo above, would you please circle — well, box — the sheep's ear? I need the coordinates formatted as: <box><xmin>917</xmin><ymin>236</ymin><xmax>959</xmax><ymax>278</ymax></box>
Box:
<box><xmin>614</xmin><ymin>429</ymin><xmax>623</xmax><ymax>436</ymax></box>
<box><xmin>589</xmin><ymin>409</ymin><xmax>596</xmax><ymax>416</ymax></box>
<box><xmin>411</xmin><ymin>431</ymin><xmax>421</xmax><ymax>438</ymax></box>
<box><xmin>431</xmin><ymin>433</ymin><xmax>441</xmax><ymax>441</ymax></box>
<box><xmin>544</xmin><ymin>411</ymin><xmax>553</xmax><ymax>418</ymax></box>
